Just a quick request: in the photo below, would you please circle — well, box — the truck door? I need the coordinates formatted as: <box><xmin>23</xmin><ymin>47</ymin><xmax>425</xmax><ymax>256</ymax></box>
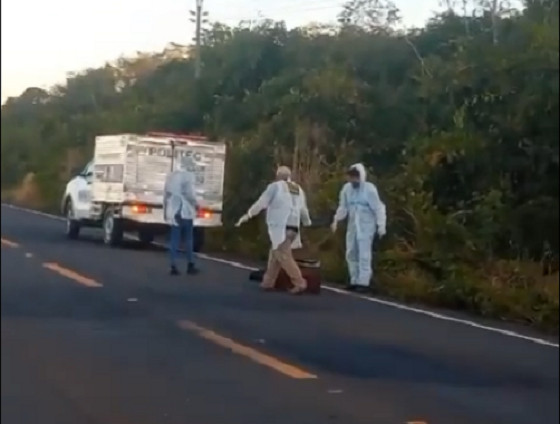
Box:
<box><xmin>74</xmin><ymin>161</ymin><xmax>94</xmax><ymax>218</ymax></box>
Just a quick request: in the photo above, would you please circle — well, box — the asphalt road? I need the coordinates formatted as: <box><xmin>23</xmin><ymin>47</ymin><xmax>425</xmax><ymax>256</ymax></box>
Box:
<box><xmin>1</xmin><ymin>204</ymin><xmax>558</xmax><ymax>424</ymax></box>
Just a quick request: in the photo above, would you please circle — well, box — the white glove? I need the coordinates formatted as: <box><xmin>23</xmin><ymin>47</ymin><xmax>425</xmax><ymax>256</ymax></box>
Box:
<box><xmin>330</xmin><ymin>221</ymin><xmax>338</xmax><ymax>233</ymax></box>
<box><xmin>377</xmin><ymin>227</ymin><xmax>386</xmax><ymax>238</ymax></box>
<box><xmin>235</xmin><ymin>214</ymin><xmax>250</xmax><ymax>227</ymax></box>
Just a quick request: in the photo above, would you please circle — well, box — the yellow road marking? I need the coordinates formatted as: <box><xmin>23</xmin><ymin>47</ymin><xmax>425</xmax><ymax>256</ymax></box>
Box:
<box><xmin>1</xmin><ymin>237</ymin><xmax>20</xmax><ymax>248</ymax></box>
<box><xmin>407</xmin><ymin>421</ymin><xmax>427</xmax><ymax>424</ymax></box>
<box><xmin>177</xmin><ymin>320</ymin><xmax>318</xmax><ymax>380</ymax></box>
<box><xmin>42</xmin><ymin>262</ymin><xmax>103</xmax><ymax>288</ymax></box>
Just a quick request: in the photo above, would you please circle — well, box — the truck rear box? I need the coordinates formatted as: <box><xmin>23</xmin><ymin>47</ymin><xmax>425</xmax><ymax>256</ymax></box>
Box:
<box><xmin>92</xmin><ymin>133</ymin><xmax>226</xmax><ymax>227</ymax></box>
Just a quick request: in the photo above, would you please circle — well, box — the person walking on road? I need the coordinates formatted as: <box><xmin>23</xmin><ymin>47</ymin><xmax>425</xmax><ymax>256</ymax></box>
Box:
<box><xmin>331</xmin><ymin>163</ymin><xmax>386</xmax><ymax>293</ymax></box>
<box><xmin>235</xmin><ymin>166</ymin><xmax>312</xmax><ymax>294</ymax></box>
<box><xmin>164</xmin><ymin>155</ymin><xmax>200</xmax><ymax>276</ymax></box>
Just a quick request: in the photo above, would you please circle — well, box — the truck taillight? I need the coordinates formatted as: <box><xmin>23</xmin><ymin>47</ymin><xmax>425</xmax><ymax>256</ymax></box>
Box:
<box><xmin>131</xmin><ymin>204</ymin><xmax>148</xmax><ymax>214</ymax></box>
<box><xmin>197</xmin><ymin>208</ymin><xmax>212</xmax><ymax>219</ymax></box>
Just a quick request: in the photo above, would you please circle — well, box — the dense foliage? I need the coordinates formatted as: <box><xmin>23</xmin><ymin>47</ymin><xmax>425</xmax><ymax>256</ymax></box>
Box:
<box><xmin>1</xmin><ymin>0</ymin><xmax>558</xmax><ymax>330</ymax></box>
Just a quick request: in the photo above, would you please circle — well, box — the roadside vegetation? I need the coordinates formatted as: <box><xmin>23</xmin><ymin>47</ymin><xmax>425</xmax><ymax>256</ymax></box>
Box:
<box><xmin>1</xmin><ymin>0</ymin><xmax>558</xmax><ymax>331</ymax></box>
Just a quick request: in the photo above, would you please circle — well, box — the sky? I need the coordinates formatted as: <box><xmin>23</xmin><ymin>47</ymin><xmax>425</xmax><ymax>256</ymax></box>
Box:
<box><xmin>1</xmin><ymin>0</ymin><xmax>443</xmax><ymax>103</ymax></box>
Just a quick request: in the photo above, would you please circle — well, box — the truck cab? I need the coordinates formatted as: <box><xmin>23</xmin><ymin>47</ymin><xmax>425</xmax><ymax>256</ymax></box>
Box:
<box><xmin>62</xmin><ymin>161</ymin><xmax>94</xmax><ymax>221</ymax></box>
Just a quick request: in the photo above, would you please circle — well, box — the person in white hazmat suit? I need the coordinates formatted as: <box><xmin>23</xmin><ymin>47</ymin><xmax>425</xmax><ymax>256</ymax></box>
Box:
<box><xmin>331</xmin><ymin>163</ymin><xmax>386</xmax><ymax>292</ymax></box>
<box><xmin>235</xmin><ymin>166</ymin><xmax>312</xmax><ymax>294</ymax></box>
<box><xmin>163</xmin><ymin>155</ymin><xmax>200</xmax><ymax>276</ymax></box>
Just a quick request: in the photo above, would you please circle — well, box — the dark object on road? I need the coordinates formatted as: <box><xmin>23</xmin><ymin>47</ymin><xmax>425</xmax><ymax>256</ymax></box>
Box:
<box><xmin>274</xmin><ymin>259</ymin><xmax>321</xmax><ymax>294</ymax></box>
<box><xmin>248</xmin><ymin>260</ymin><xmax>322</xmax><ymax>294</ymax></box>
<box><xmin>248</xmin><ymin>229</ymin><xmax>330</xmax><ymax>292</ymax></box>
<box><xmin>249</xmin><ymin>269</ymin><xmax>264</xmax><ymax>281</ymax></box>
<box><xmin>276</xmin><ymin>258</ymin><xmax>322</xmax><ymax>294</ymax></box>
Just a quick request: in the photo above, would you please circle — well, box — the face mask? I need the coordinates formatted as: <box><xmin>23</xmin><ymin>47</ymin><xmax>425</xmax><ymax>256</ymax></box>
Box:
<box><xmin>351</xmin><ymin>181</ymin><xmax>360</xmax><ymax>189</ymax></box>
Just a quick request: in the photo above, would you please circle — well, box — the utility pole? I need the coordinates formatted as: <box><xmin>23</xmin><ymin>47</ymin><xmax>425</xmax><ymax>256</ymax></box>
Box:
<box><xmin>191</xmin><ymin>0</ymin><xmax>205</xmax><ymax>79</ymax></box>
<box><xmin>490</xmin><ymin>0</ymin><xmax>499</xmax><ymax>45</ymax></box>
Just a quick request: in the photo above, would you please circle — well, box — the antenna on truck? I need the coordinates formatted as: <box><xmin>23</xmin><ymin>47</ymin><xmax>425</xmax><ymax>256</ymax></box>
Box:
<box><xmin>170</xmin><ymin>138</ymin><xmax>175</xmax><ymax>171</ymax></box>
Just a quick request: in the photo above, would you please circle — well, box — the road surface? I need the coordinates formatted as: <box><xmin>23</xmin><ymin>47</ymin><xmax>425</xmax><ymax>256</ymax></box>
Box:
<box><xmin>1</xmin><ymin>204</ymin><xmax>558</xmax><ymax>424</ymax></box>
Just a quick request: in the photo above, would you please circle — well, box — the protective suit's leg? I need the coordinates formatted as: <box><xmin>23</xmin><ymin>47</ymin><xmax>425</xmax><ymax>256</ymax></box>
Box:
<box><xmin>345</xmin><ymin>229</ymin><xmax>359</xmax><ymax>285</ymax></box>
<box><xmin>275</xmin><ymin>230</ymin><xmax>306</xmax><ymax>290</ymax></box>
<box><xmin>356</xmin><ymin>233</ymin><xmax>374</xmax><ymax>287</ymax></box>
<box><xmin>261</xmin><ymin>249</ymin><xmax>280</xmax><ymax>289</ymax></box>
<box><xmin>169</xmin><ymin>224</ymin><xmax>181</xmax><ymax>267</ymax></box>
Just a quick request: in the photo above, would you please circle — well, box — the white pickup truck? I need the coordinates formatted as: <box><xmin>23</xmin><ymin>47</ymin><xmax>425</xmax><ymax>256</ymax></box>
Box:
<box><xmin>61</xmin><ymin>132</ymin><xmax>226</xmax><ymax>251</ymax></box>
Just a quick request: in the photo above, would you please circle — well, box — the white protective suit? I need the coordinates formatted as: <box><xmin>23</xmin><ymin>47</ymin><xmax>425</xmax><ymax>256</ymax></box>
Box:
<box><xmin>246</xmin><ymin>180</ymin><xmax>312</xmax><ymax>250</ymax></box>
<box><xmin>163</xmin><ymin>156</ymin><xmax>198</xmax><ymax>225</ymax></box>
<box><xmin>333</xmin><ymin>163</ymin><xmax>386</xmax><ymax>287</ymax></box>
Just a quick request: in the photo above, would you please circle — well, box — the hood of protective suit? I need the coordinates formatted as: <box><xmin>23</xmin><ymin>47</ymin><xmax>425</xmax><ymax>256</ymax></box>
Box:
<box><xmin>177</xmin><ymin>156</ymin><xmax>196</xmax><ymax>172</ymax></box>
<box><xmin>349</xmin><ymin>163</ymin><xmax>367</xmax><ymax>182</ymax></box>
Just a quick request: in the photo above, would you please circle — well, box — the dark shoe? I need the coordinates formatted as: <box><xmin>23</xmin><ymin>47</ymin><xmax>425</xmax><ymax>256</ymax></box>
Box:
<box><xmin>187</xmin><ymin>263</ymin><xmax>200</xmax><ymax>275</ymax></box>
<box><xmin>170</xmin><ymin>266</ymin><xmax>180</xmax><ymax>276</ymax></box>
<box><xmin>344</xmin><ymin>284</ymin><xmax>357</xmax><ymax>291</ymax></box>
<box><xmin>355</xmin><ymin>286</ymin><xmax>370</xmax><ymax>294</ymax></box>
<box><xmin>249</xmin><ymin>269</ymin><xmax>265</xmax><ymax>282</ymax></box>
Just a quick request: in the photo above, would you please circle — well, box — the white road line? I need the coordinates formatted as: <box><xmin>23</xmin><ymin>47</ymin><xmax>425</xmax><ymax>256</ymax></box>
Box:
<box><xmin>2</xmin><ymin>202</ymin><xmax>558</xmax><ymax>348</ymax></box>
<box><xmin>2</xmin><ymin>203</ymin><xmax>65</xmax><ymax>221</ymax></box>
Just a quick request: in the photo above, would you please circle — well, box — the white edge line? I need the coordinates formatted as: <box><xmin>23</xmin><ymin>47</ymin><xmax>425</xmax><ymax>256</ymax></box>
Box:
<box><xmin>3</xmin><ymin>202</ymin><xmax>558</xmax><ymax>349</ymax></box>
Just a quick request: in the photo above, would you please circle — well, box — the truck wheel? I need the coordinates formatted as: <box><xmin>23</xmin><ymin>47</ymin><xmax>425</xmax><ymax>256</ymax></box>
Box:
<box><xmin>193</xmin><ymin>227</ymin><xmax>204</xmax><ymax>253</ymax></box>
<box><xmin>138</xmin><ymin>229</ymin><xmax>154</xmax><ymax>246</ymax></box>
<box><xmin>65</xmin><ymin>200</ymin><xmax>81</xmax><ymax>240</ymax></box>
<box><xmin>103</xmin><ymin>208</ymin><xmax>123</xmax><ymax>247</ymax></box>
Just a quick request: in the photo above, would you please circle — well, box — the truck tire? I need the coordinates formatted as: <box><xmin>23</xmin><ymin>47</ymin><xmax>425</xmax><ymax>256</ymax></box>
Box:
<box><xmin>102</xmin><ymin>208</ymin><xmax>123</xmax><ymax>247</ymax></box>
<box><xmin>193</xmin><ymin>227</ymin><xmax>204</xmax><ymax>253</ymax></box>
<box><xmin>65</xmin><ymin>199</ymin><xmax>81</xmax><ymax>240</ymax></box>
<box><xmin>138</xmin><ymin>229</ymin><xmax>154</xmax><ymax>246</ymax></box>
